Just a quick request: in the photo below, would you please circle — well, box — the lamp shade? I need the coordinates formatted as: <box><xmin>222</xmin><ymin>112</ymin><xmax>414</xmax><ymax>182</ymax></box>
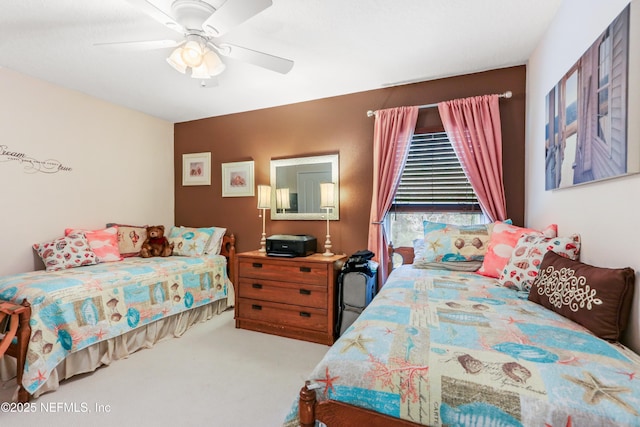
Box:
<box><xmin>181</xmin><ymin>40</ymin><xmax>204</xmax><ymax>67</ymax></box>
<box><xmin>202</xmin><ymin>50</ymin><xmax>226</xmax><ymax>76</ymax></box>
<box><xmin>275</xmin><ymin>188</ymin><xmax>291</xmax><ymax>210</ymax></box>
<box><xmin>320</xmin><ymin>182</ymin><xmax>335</xmax><ymax>208</ymax></box>
<box><xmin>192</xmin><ymin>50</ymin><xmax>226</xmax><ymax>79</ymax></box>
<box><xmin>166</xmin><ymin>47</ymin><xmax>187</xmax><ymax>73</ymax></box>
<box><xmin>257</xmin><ymin>185</ymin><xmax>271</xmax><ymax>209</ymax></box>
<box><xmin>191</xmin><ymin>62</ymin><xmax>210</xmax><ymax>79</ymax></box>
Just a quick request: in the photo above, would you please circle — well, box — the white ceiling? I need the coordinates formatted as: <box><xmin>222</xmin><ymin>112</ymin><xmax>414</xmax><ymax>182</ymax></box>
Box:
<box><xmin>0</xmin><ymin>0</ymin><xmax>562</xmax><ymax>123</ymax></box>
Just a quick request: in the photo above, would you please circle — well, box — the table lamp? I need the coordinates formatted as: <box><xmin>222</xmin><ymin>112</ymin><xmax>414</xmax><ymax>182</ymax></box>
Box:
<box><xmin>257</xmin><ymin>184</ymin><xmax>271</xmax><ymax>252</ymax></box>
<box><xmin>320</xmin><ymin>182</ymin><xmax>335</xmax><ymax>257</ymax></box>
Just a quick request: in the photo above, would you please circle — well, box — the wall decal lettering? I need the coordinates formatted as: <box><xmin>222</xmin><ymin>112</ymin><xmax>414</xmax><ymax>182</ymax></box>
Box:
<box><xmin>0</xmin><ymin>145</ymin><xmax>72</xmax><ymax>174</ymax></box>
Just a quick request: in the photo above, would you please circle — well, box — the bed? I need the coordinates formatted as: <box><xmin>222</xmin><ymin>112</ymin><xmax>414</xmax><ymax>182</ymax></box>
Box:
<box><xmin>286</xmin><ymin>246</ymin><xmax>640</xmax><ymax>427</ymax></box>
<box><xmin>0</xmin><ymin>234</ymin><xmax>236</xmax><ymax>402</ymax></box>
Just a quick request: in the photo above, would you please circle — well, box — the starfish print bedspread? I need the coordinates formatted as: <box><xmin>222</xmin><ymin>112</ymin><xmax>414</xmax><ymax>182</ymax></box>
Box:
<box><xmin>284</xmin><ymin>265</ymin><xmax>640</xmax><ymax>426</ymax></box>
<box><xmin>0</xmin><ymin>255</ymin><xmax>230</xmax><ymax>395</ymax></box>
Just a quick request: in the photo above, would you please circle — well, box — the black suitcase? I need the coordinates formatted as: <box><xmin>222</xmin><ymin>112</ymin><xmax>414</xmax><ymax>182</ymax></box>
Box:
<box><xmin>336</xmin><ymin>253</ymin><xmax>378</xmax><ymax>336</ymax></box>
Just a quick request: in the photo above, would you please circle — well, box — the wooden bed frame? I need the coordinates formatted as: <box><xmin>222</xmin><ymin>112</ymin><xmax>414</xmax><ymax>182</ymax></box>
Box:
<box><xmin>298</xmin><ymin>244</ymin><xmax>422</xmax><ymax>427</ymax></box>
<box><xmin>0</xmin><ymin>299</ymin><xmax>31</xmax><ymax>403</ymax></box>
<box><xmin>221</xmin><ymin>233</ymin><xmax>237</xmax><ymax>281</ymax></box>
<box><xmin>1</xmin><ymin>234</ymin><xmax>236</xmax><ymax>403</ymax></box>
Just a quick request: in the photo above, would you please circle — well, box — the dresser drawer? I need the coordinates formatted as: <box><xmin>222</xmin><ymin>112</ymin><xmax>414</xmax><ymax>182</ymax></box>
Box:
<box><xmin>238</xmin><ymin>298</ymin><xmax>327</xmax><ymax>332</ymax></box>
<box><xmin>238</xmin><ymin>278</ymin><xmax>327</xmax><ymax>308</ymax></box>
<box><xmin>238</xmin><ymin>259</ymin><xmax>328</xmax><ymax>285</ymax></box>
<box><xmin>235</xmin><ymin>251</ymin><xmax>345</xmax><ymax>345</ymax></box>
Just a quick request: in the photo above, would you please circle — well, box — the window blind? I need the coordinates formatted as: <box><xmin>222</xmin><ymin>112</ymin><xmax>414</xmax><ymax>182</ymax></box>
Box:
<box><xmin>393</xmin><ymin>132</ymin><xmax>479</xmax><ymax>210</ymax></box>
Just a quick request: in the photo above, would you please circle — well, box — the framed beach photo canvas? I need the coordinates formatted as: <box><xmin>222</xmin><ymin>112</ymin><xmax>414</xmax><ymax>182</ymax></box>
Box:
<box><xmin>182</xmin><ymin>152</ymin><xmax>211</xmax><ymax>186</ymax></box>
<box><xmin>222</xmin><ymin>160</ymin><xmax>255</xmax><ymax>197</ymax></box>
<box><xmin>544</xmin><ymin>5</ymin><xmax>639</xmax><ymax>190</ymax></box>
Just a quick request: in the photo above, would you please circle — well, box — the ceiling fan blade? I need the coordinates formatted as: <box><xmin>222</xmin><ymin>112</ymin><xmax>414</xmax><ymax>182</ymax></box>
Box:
<box><xmin>216</xmin><ymin>43</ymin><xmax>293</xmax><ymax>74</ymax></box>
<box><xmin>95</xmin><ymin>39</ymin><xmax>181</xmax><ymax>52</ymax></box>
<box><xmin>202</xmin><ymin>0</ymin><xmax>273</xmax><ymax>37</ymax></box>
<box><xmin>126</xmin><ymin>0</ymin><xmax>185</xmax><ymax>33</ymax></box>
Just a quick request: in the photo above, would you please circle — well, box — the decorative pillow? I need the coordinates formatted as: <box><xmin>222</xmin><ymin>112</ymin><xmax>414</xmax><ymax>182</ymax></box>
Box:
<box><xmin>33</xmin><ymin>233</ymin><xmax>98</xmax><ymax>271</ymax></box>
<box><xmin>107</xmin><ymin>223</ymin><xmax>147</xmax><ymax>257</ymax></box>
<box><xmin>419</xmin><ymin>221</ymin><xmax>490</xmax><ymax>263</ymax></box>
<box><xmin>412</xmin><ymin>239</ymin><xmax>482</xmax><ymax>271</ymax></box>
<box><xmin>528</xmin><ymin>251</ymin><xmax>635</xmax><ymax>342</ymax></box>
<box><xmin>206</xmin><ymin>227</ymin><xmax>227</xmax><ymax>255</ymax></box>
<box><xmin>65</xmin><ymin>226</ymin><xmax>122</xmax><ymax>263</ymax></box>
<box><xmin>499</xmin><ymin>234</ymin><xmax>581</xmax><ymax>291</ymax></box>
<box><xmin>477</xmin><ymin>222</ymin><xmax>558</xmax><ymax>278</ymax></box>
<box><xmin>168</xmin><ymin>226</ymin><xmax>215</xmax><ymax>257</ymax></box>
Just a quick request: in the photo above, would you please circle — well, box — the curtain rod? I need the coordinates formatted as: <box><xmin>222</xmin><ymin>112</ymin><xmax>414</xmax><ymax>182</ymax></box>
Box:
<box><xmin>366</xmin><ymin>90</ymin><xmax>513</xmax><ymax>118</ymax></box>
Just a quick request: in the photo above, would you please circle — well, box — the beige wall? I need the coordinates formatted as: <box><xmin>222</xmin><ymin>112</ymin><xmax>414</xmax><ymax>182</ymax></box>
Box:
<box><xmin>0</xmin><ymin>68</ymin><xmax>174</xmax><ymax>275</ymax></box>
<box><xmin>526</xmin><ymin>0</ymin><xmax>640</xmax><ymax>352</ymax></box>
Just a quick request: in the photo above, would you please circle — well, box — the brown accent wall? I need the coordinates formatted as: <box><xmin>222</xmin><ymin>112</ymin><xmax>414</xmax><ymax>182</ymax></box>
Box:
<box><xmin>175</xmin><ymin>66</ymin><xmax>526</xmax><ymax>256</ymax></box>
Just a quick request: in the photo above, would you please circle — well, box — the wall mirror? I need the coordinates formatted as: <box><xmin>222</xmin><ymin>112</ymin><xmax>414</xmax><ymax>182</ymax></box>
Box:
<box><xmin>270</xmin><ymin>154</ymin><xmax>339</xmax><ymax>220</ymax></box>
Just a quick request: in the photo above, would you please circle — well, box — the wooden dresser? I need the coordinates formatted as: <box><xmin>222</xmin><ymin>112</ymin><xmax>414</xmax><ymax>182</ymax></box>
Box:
<box><xmin>234</xmin><ymin>251</ymin><xmax>346</xmax><ymax>345</ymax></box>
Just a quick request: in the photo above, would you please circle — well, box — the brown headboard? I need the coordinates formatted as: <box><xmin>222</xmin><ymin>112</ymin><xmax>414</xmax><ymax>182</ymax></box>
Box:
<box><xmin>387</xmin><ymin>245</ymin><xmax>415</xmax><ymax>272</ymax></box>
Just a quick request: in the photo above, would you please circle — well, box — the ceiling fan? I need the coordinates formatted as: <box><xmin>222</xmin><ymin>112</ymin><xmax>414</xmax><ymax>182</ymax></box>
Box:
<box><xmin>97</xmin><ymin>0</ymin><xmax>294</xmax><ymax>80</ymax></box>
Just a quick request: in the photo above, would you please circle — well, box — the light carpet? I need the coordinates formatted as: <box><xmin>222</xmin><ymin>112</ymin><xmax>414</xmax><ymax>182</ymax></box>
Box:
<box><xmin>0</xmin><ymin>309</ymin><xmax>329</xmax><ymax>426</ymax></box>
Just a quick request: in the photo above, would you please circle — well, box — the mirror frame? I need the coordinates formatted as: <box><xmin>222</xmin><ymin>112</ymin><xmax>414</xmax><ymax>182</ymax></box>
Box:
<box><xmin>270</xmin><ymin>154</ymin><xmax>339</xmax><ymax>220</ymax></box>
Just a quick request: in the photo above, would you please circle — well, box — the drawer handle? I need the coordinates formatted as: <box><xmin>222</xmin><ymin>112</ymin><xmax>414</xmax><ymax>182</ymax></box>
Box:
<box><xmin>299</xmin><ymin>312</ymin><xmax>311</xmax><ymax>318</ymax></box>
<box><xmin>252</xmin><ymin>263</ymin><xmax>263</xmax><ymax>268</ymax></box>
<box><xmin>251</xmin><ymin>304</ymin><xmax>262</xmax><ymax>311</ymax></box>
<box><xmin>299</xmin><ymin>289</ymin><xmax>311</xmax><ymax>295</ymax></box>
<box><xmin>300</xmin><ymin>266</ymin><xmax>311</xmax><ymax>273</ymax></box>
<box><xmin>252</xmin><ymin>283</ymin><xmax>263</xmax><ymax>289</ymax></box>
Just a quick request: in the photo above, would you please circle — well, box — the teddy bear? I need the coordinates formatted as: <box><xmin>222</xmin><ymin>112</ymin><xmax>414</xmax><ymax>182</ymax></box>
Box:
<box><xmin>140</xmin><ymin>225</ymin><xmax>173</xmax><ymax>258</ymax></box>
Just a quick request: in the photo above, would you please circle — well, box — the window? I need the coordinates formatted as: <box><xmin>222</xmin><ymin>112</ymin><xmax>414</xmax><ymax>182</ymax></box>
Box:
<box><xmin>388</xmin><ymin>131</ymin><xmax>485</xmax><ymax>248</ymax></box>
<box><xmin>394</xmin><ymin>132</ymin><xmax>479</xmax><ymax>209</ymax></box>
<box><xmin>597</xmin><ymin>29</ymin><xmax>612</xmax><ymax>148</ymax></box>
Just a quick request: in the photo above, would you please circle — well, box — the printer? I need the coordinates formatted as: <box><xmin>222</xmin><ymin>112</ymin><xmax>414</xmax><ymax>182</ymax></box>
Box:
<box><xmin>266</xmin><ymin>234</ymin><xmax>317</xmax><ymax>257</ymax></box>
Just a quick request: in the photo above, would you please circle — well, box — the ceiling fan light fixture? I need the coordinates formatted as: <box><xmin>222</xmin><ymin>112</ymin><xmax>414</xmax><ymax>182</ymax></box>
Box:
<box><xmin>191</xmin><ymin>63</ymin><xmax>212</xmax><ymax>79</ymax></box>
<box><xmin>166</xmin><ymin>47</ymin><xmax>187</xmax><ymax>73</ymax></box>
<box><xmin>104</xmin><ymin>0</ymin><xmax>292</xmax><ymax>83</ymax></box>
<box><xmin>202</xmin><ymin>50</ymin><xmax>226</xmax><ymax>76</ymax></box>
<box><xmin>190</xmin><ymin>50</ymin><xmax>226</xmax><ymax>79</ymax></box>
<box><xmin>181</xmin><ymin>40</ymin><xmax>204</xmax><ymax>67</ymax></box>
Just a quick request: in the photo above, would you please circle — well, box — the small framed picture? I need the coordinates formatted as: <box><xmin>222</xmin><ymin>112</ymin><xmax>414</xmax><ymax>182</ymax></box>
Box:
<box><xmin>222</xmin><ymin>161</ymin><xmax>255</xmax><ymax>197</ymax></box>
<box><xmin>182</xmin><ymin>152</ymin><xmax>211</xmax><ymax>186</ymax></box>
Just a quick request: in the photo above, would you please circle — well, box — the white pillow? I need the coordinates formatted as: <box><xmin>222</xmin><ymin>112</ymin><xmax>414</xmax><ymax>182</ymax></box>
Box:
<box><xmin>206</xmin><ymin>227</ymin><xmax>227</xmax><ymax>255</ymax></box>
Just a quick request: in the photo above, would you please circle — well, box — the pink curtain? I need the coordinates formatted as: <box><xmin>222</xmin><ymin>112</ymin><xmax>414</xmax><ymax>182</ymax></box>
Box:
<box><xmin>367</xmin><ymin>106</ymin><xmax>419</xmax><ymax>287</ymax></box>
<box><xmin>437</xmin><ymin>95</ymin><xmax>507</xmax><ymax>222</ymax></box>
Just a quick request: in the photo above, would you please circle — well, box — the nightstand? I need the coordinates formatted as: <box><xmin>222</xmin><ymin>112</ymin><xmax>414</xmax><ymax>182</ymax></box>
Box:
<box><xmin>234</xmin><ymin>251</ymin><xmax>346</xmax><ymax>345</ymax></box>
